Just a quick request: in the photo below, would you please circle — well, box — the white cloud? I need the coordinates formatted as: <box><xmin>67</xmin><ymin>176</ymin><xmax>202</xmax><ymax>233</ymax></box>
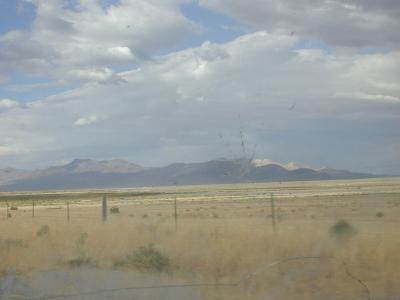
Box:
<box><xmin>336</xmin><ymin>92</ymin><xmax>400</xmax><ymax>103</ymax></box>
<box><xmin>67</xmin><ymin>68</ymin><xmax>125</xmax><ymax>84</ymax></box>
<box><xmin>0</xmin><ymin>31</ymin><xmax>399</xmax><ymax>170</ymax></box>
<box><xmin>0</xmin><ymin>99</ymin><xmax>20</xmax><ymax>109</ymax></box>
<box><xmin>0</xmin><ymin>0</ymin><xmax>199</xmax><ymax>84</ymax></box>
<box><xmin>74</xmin><ymin>115</ymin><xmax>99</xmax><ymax>126</ymax></box>
<box><xmin>106</xmin><ymin>46</ymin><xmax>136</xmax><ymax>61</ymax></box>
<box><xmin>199</xmin><ymin>0</ymin><xmax>400</xmax><ymax>49</ymax></box>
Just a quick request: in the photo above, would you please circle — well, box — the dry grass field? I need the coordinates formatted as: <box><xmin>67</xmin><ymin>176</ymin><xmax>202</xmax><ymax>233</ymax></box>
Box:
<box><xmin>0</xmin><ymin>178</ymin><xmax>399</xmax><ymax>299</ymax></box>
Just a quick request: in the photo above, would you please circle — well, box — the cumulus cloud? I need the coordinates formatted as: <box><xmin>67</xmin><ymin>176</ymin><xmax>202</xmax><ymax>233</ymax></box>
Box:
<box><xmin>74</xmin><ymin>115</ymin><xmax>99</xmax><ymax>126</ymax></box>
<box><xmin>0</xmin><ymin>0</ymin><xmax>199</xmax><ymax>84</ymax></box>
<box><xmin>106</xmin><ymin>46</ymin><xmax>136</xmax><ymax>61</ymax></box>
<box><xmin>0</xmin><ymin>99</ymin><xmax>20</xmax><ymax>109</ymax></box>
<box><xmin>0</xmin><ymin>31</ymin><xmax>399</xmax><ymax>171</ymax></box>
<box><xmin>199</xmin><ymin>0</ymin><xmax>400</xmax><ymax>49</ymax></box>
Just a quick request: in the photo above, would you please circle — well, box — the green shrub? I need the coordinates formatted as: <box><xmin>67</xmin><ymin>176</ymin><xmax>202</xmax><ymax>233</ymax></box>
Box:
<box><xmin>110</xmin><ymin>206</ymin><xmax>120</xmax><ymax>214</ymax></box>
<box><xmin>114</xmin><ymin>244</ymin><xmax>170</xmax><ymax>272</ymax></box>
<box><xmin>376</xmin><ymin>212</ymin><xmax>384</xmax><ymax>218</ymax></box>
<box><xmin>330</xmin><ymin>220</ymin><xmax>356</xmax><ymax>239</ymax></box>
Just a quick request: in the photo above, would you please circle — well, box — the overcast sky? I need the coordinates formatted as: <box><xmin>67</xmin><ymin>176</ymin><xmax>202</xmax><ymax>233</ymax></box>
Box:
<box><xmin>0</xmin><ymin>0</ymin><xmax>399</xmax><ymax>174</ymax></box>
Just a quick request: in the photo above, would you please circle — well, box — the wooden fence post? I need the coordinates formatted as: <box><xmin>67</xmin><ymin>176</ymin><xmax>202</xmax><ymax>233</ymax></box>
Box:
<box><xmin>102</xmin><ymin>195</ymin><xmax>107</xmax><ymax>223</ymax></box>
<box><xmin>174</xmin><ymin>197</ymin><xmax>178</xmax><ymax>229</ymax></box>
<box><xmin>270</xmin><ymin>192</ymin><xmax>276</xmax><ymax>233</ymax></box>
<box><xmin>67</xmin><ymin>201</ymin><xmax>70</xmax><ymax>222</ymax></box>
<box><xmin>32</xmin><ymin>200</ymin><xmax>35</xmax><ymax>218</ymax></box>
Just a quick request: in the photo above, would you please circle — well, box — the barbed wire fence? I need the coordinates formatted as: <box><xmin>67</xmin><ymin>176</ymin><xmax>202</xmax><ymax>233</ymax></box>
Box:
<box><xmin>0</xmin><ymin>191</ymin><xmax>394</xmax><ymax>225</ymax></box>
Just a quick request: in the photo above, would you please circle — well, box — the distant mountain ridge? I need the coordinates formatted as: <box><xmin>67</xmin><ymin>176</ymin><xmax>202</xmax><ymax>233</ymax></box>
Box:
<box><xmin>0</xmin><ymin>168</ymin><xmax>39</xmax><ymax>186</ymax></box>
<box><xmin>41</xmin><ymin>159</ymin><xmax>144</xmax><ymax>175</ymax></box>
<box><xmin>0</xmin><ymin>158</ymin><xmax>380</xmax><ymax>191</ymax></box>
<box><xmin>0</xmin><ymin>159</ymin><xmax>143</xmax><ymax>189</ymax></box>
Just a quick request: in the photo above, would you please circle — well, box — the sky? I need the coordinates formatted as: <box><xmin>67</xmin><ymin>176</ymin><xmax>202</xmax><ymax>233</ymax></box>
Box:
<box><xmin>0</xmin><ymin>0</ymin><xmax>399</xmax><ymax>174</ymax></box>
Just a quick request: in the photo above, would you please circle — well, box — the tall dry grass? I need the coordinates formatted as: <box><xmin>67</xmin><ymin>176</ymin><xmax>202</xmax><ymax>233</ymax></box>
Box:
<box><xmin>0</xmin><ymin>211</ymin><xmax>398</xmax><ymax>300</ymax></box>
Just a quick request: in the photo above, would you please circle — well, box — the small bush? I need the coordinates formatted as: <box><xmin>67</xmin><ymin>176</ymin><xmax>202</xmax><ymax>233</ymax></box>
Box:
<box><xmin>330</xmin><ymin>220</ymin><xmax>356</xmax><ymax>239</ymax></box>
<box><xmin>66</xmin><ymin>256</ymin><xmax>96</xmax><ymax>268</ymax></box>
<box><xmin>110</xmin><ymin>206</ymin><xmax>120</xmax><ymax>214</ymax></box>
<box><xmin>0</xmin><ymin>239</ymin><xmax>26</xmax><ymax>248</ymax></box>
<box><xmin>114</xmin><ymin>244</ymin><xmax>170</xmax><ymax>272</ymax></box>
<box><xmin>36</xmin><ymin>225</ymin><xmax>49</xmax><ymax>237</ymax></box>
<box><xmin>75</xmin><ymin>232</ymin><xmax>88</xmax><ymax>252</ymax></box>
<box><xmin>10</xmin><ymin>206</ymin><xmax>18</xmax><ymax>211</ymax></box>
<box><xmin>376</xmin><ymin>212</ymin><xmax>384</xmax><ymax>218</ymax></box>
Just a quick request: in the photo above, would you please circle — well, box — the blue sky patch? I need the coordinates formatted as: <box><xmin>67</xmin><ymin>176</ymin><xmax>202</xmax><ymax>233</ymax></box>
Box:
<box><xmin>180</xmin><ymin>2</ymin><xmax>249</xmax><ymax>46</ymax></box>
<box><xmin>0</xmin><ymin>1</ymin><xmax>36</xmax><ymax>34</ymax></box>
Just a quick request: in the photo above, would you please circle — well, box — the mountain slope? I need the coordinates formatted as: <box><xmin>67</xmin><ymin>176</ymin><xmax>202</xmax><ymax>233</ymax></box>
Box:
<box><xmin>0</xmin><ymin>158</ymin><xmax>379</xmax><ymax>191</ymax></box>
<box><xmin>41</xmin><ymin>159</ymin><xmax>144</xmax><ymax>176</ymax></box>
<box><xmin>0</xmin><ymin>168</ymin><xmax>38</xmax><ymax>186</ymax></box>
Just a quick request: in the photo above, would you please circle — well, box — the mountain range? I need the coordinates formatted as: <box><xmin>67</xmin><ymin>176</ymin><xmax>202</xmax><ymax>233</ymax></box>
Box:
<box><xmin>0</xmin><ymin>158</ymin><xmax>379</xmax><ymax>191</ymax></box>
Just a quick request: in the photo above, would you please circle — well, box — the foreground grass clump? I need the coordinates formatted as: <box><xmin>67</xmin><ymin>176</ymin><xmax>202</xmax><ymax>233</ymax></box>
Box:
<box><xmin>65</xmin><ymin>232</ymin><xmax>96</xmax><ymax>268</ymax></box>
<box><xmin>36</xmin><ymin>225</ymin><xmax>49</xmax><ymax>237</ymax></box>
<box><xmin>114</xmin><ymin>244</ymin><xmax>170</xmax><ymax>272</ymax></box>
<box><xmin>330</xmin><ymin>219</ymin><xmax>356</xmax><ymax>239</ymax></box>
<box><xmin>0</xmin><ymin>239</ymin><xmax>26</xmax><ymax>248</ymax></box>
<box><xmin>66</xmin><ymin>256</ymin><xmax>96</xmax><ymax>268</ymax></box>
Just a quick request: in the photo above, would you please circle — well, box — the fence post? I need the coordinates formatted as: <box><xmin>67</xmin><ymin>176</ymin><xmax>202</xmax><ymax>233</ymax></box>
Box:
<box><xmin>67</xmin><ymin>201</ymin><xmax>70</xmax><ymax>222</ymax></box>
<box><xmin>102</xmin><ymin>195</ymin><xmax>107</xmax><ymax>223</ymax></box>
<box><xmin>32</xmin><ymin>200</ymin><xmax>35</xmax><ymax>218</ymax></box>
<box><xmin>174</xmin><ymin>197</ymin><xmax>178</xmax><ymax>229</ymax></box>
<box><xmin>6</xmin><ymin>201</ymin><xmax>10</xmax><ymax>218</ymax></box>
<box><xmin>270</xmin><ymin>192</ymin><xmax>276</xmax><ymax>233</ymax></box>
